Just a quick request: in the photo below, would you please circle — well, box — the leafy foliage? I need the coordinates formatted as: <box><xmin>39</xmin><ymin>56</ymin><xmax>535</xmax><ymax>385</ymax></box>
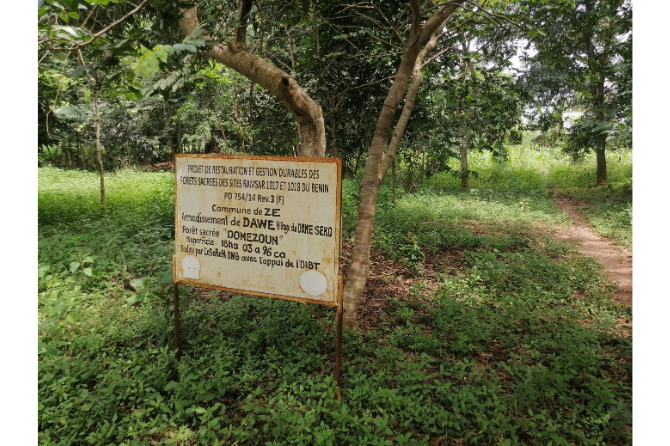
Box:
<box><xmin>517</xmin><ymin>0</ymin><xmax>632</xmax><ymax>175</ymax></box>
<box><xmin>39</xmin><ymin>160</ymin><xmax>630</xmax><ymax>445</ymax></box>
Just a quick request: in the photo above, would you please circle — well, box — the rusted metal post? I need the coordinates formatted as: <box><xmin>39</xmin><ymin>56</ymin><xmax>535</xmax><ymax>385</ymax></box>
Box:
<box><xmin>173</xmin><ymin>283</ymin><xmax>182</xmax><ymax>360</ymax></box>
<box><xmin>335</xmin><ymin>276</ymin><xmax>343</xmax><ymax>400</ymax></box>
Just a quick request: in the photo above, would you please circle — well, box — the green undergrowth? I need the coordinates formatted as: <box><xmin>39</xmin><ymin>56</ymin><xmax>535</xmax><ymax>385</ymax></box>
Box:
<box><xmin>39</xmin><ymin>166</ymin><xmax>631</xmax><ymax>445</ymax></box>
<box><xmin>547</xmin><ymin>155</ymin><xmax>632</xmax><ymax>249</ymax></box>
<box><xmin>366</xmin><ymin>185</ymin><xmax>570</xmax><ymax>275</ymax></box>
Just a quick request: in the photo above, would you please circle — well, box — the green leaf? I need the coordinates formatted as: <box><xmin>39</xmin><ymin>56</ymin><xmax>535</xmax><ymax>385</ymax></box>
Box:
<box><xmin>82</xmin><ymin>256</ymin><xmax>94</xmax><ymax>264</ymax></box>
<box><xmin>54</xmin><ymin>358</ymin><xmax>71</xmax><ymax>370</ymax></box>
<box><xmin>68</xmin><ymin>12</ymin><xmax>80</xmax><ymax>20</ymax></box>
<box><xmin>69</xmin><ymin>261</ymin><xmax>80</xmax><ymax>273</ymax></box>
<box><xmin>69</xmin><ymin>65</ymin><xmax>89</xmax><ymax>79</ymax></box>
<box><xmin>173</xmin><ymin>43</ymin><xmax>197</xmax><ymax>53</ymax></box>
<box><xmin>153</xmin><ymin>45</ymin><xmax>175</xmax><ymax>63</ymax></box>
<box><xmin>83</xmin><ymin>267</ymin><xmax>93</xmax><ymax>277</ymax></box>
<box><xmin>38</xmin><ymin>265</ymin><xmax>51</xmax><ymax>278</ymax></box>
<box><xmin>160</xmin><ymin>269</ymin><xmax>173</xmax><ymax>284</ymax></box>
<box><xmin>164</xmin><ymin>381</ymin><xmax>180</xmax><ymax>391</ymax></box>
<box><xmin>130</xmin><ymin>278</ymin><xmax>147</xmax><ymax>290</ymax></box>
<box><xmin>188</xmin><ymin>27</ymin><xmax>204</xmax><ymax>39</ymax></box>
<box><xmin>135</xmin><ymin>50</ymin><xmax>160</xmax><ymax>78</ymax></box>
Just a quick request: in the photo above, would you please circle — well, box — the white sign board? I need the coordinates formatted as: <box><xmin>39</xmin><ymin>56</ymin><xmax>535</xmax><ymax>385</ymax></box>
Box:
<box><xmin>174</xmin><ymin>154</ymin><xmax>342</xmax><ymax>306</ymax></box>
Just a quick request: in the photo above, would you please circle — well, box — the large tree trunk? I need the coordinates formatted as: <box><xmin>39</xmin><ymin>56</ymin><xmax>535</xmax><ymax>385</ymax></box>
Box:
<box><xmin>342</xmin><ymin>1</ymin><xmax>464</xmax><ymax>328</ymax></box>
<box><xmin>179</xmin><ymin>6</ymin><xmax>325</xmax><ymax>157</ymax></box>
<box><xmin>93</xmin><ymin>87</ymin><xmax>105</xmax><ymax>206</ymax></box>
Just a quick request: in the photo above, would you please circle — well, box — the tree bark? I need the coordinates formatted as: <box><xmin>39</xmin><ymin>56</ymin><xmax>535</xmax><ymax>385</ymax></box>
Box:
<box><xmin>596</xmin><ymin>147</ymin><xmax>607</xmax><ymax>186</ymax></box>
<box><xmin>179</xmin><ymin>1</ymin><xmax>465</xmax><ymax>329</ymax></box>
<box><xmin>460</xmin><ymin>129</ymin><xmax>471</xmax><ymax>188</ymax></box>
<box><xmin>342</xmin><ymin>1</ymin><xmax>464</xmax><ymax>328</ymax></box>
<box><xmin>178</xmin><ymin>5</ymin><xmax>325</xmax><ymax>157</ymax></box>
<box><xmin>459</xmin><ymin>38</ymin><xmax>476</xmax><ymax>189</ymax></box>
<box><xmin>177</xmin><ymin>122</ymin><xmax>183</xmax><ymax>154</ymax></box>
<box><xmin>80</xmin><ymin>143</ymin><xmax>88</xmax><ymax>170</ymax></box>
<box><xmin>593</xmin><ymin>79</ymin><xmax>608</xmax><ymax>186</ymax></box>
<box><xmin>93</xmin><ymin>87</ymin><xmax>106</xmax><ymax>206</ymax></box>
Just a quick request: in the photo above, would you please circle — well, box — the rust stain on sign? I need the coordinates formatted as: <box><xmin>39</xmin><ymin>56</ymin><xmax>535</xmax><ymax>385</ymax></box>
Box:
<box><xmin>174</xmin><ymin>154</ymin><xmax>342</xmax><ymax>306</ymax></box>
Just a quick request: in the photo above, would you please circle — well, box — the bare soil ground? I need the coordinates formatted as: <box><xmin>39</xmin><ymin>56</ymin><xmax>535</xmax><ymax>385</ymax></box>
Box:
<box><xmin>552</xmin><ymin>192</ymin><xmax>632</xmax><ymax>307</ymax></box>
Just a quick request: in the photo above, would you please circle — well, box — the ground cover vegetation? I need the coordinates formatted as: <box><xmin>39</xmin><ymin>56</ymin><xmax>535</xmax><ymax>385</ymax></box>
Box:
<box><xmin>39</xmin><ymin>144</ymin><xmax>632</xmax><ymax>444</ymax></box>
<box><xmin>38</xmin><ymin>1</ymin><xmax>632</xmax><ymax>444</ymax></box>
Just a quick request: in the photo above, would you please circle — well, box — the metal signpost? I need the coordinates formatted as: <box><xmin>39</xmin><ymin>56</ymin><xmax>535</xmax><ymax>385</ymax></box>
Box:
<box><xmin>172</xmin><ymin>154</ymin><xmax>343</xmax><ymax>393</ymax></box>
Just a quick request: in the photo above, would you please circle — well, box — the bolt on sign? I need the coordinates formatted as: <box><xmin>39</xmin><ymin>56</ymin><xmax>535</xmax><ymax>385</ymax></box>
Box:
<box><xmin>173</xmin><ymin>154</ymin><xmax>342</xmax><ymax>305</ymax></box>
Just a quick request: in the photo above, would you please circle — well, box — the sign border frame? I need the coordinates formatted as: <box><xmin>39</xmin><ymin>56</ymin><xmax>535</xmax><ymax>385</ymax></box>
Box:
<box><xmin>173</xmin><ymin>153</ymin><xmax>342</xmax><ymax>307</ymax></box>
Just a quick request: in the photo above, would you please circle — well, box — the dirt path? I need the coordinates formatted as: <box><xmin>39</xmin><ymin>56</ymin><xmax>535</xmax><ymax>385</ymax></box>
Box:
<box><xmin>553</xmin><ymin>192</ymin><xmax>632</xmax><ymax>306</ymax></box>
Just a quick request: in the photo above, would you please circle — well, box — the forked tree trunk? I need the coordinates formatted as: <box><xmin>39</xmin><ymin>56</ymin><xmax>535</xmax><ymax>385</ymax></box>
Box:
<box><xmin>178</xmin><ymin>1</ymin><xmax>464</xmax><ymax>329</ymax></box>
<box><xmin>342</xmin><ymin>1</ymin><xmax>465</xmax><ymax>328</ymax></box>
<box><xmin>93</xmin><ymin>87</ymin><xmax>106</xmax><ymax>206</ymax></box>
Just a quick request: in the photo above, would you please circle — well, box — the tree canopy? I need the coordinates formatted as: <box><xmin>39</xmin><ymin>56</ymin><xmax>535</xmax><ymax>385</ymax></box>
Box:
<box><xmin>38</xmin><ymin>0</ymin><xmax>632</xmax><ymax>326</ymax></box>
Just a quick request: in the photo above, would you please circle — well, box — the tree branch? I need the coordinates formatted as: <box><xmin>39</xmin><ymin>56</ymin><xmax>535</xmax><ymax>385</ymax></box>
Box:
<box><xmin>410</xmin><ymin>0</ymin><xmax>421</xmax><ymax>39</ymax></box>
<box><xmin>327</xmin><ymin>75</ymin><xmax>396</xmax><ymax>101</ymax></box>
<box><xmin>421</xmin><ymin>44</ymin><xmax>457</xmax><ymax>68</ymax></box>
<box><xmin>39</xmin><ymin>0</ymin><xmax>150</xmax><ymax>51</ymax></box>
<box><xmin>461</xmin><ymin>0</ymin><xmax>528</xmax><ymax>30</ymax></box>
<box><xmin>178</xmin><ymin>5</ymin><xmax>326</xmax><ymax>157</ymax></box>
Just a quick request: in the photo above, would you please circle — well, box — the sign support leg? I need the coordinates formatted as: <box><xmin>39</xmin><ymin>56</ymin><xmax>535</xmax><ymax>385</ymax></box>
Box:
<box><xmin>335</xmin><ymin>276</ymin><xmax>343</xmax><ymax>400</ymax></box>
<box><xmin>173</xmin><ymin>282</ymin><xmax>182</xmax><ymax>360</ymax></box>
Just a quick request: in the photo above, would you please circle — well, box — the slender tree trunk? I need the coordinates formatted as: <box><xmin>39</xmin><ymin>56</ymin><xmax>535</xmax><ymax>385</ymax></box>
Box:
<box><xmin>217</xmin><ymin>121</ymin><xmax>230</xmax><ymax>154</ymax></box>
<box><xmin>80</xmin><ymin>145</ymin><xmax>88</xmax><ymax>170</ymax></box>
<box><xmin>459</xmin><ymin>39</ymin><xmax>476</xmax><ymax>189</ymax></box>
<box><xmin>391</xmin><ymin>158</ymin><xmax>396</xmax><ymax>208</ymax></box>
<box><xmin>354</xmin><ymin>146</ymin><xmax>364</xmax><ymax>175</ymax></box>
<box><xmin>168</xmin><ymin>134</ymin><xmax>175</xmax><ymax>163</ymax></box>
<box><xmin>330</xmin><ymin>115</ymin><xmax>338</xmax><ymax>159</ymax></box>
<box><xmin>342</xmin><ymin>1</ymin><xmax>464</xmax><ymax>328</ymax></box>
<box><xmin>421</xmin><ymin>147</ymin><xmax>427</xmax><ymax>183</ymax></box>
<box><xmin>460</xmin><ymin>128</ymin><xmax>471</xmax><ymax>188</ymax></box>
<box><xmin>593</xmin><ymin>79</ymin><xmax>608</xmax><ymax>186</ymax></box>
<box><xmin>93</xmin><ymin>87</ymin><xmax>106</xmax><ymax>206</ymax></box>
<box><xmin>177</xmin><ymin>122</ymin><xmax>183</xmax><ymax>154</ymax></box>
<box><xmin>596</xmin><ymin>147</ymin><xmax>607</xmax><ymax>185</ymax></box>
<box><xmin>248</xmin><ymin>81</ymin><xmax>254</xmax><ymax>151</ymax></box>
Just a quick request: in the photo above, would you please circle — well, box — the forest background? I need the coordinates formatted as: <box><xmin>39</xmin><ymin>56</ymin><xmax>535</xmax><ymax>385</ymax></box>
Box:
<box><xmin>9</xmin><ymin>1</ymin><xmax>668</xmax><ymax>444</ymax></box>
